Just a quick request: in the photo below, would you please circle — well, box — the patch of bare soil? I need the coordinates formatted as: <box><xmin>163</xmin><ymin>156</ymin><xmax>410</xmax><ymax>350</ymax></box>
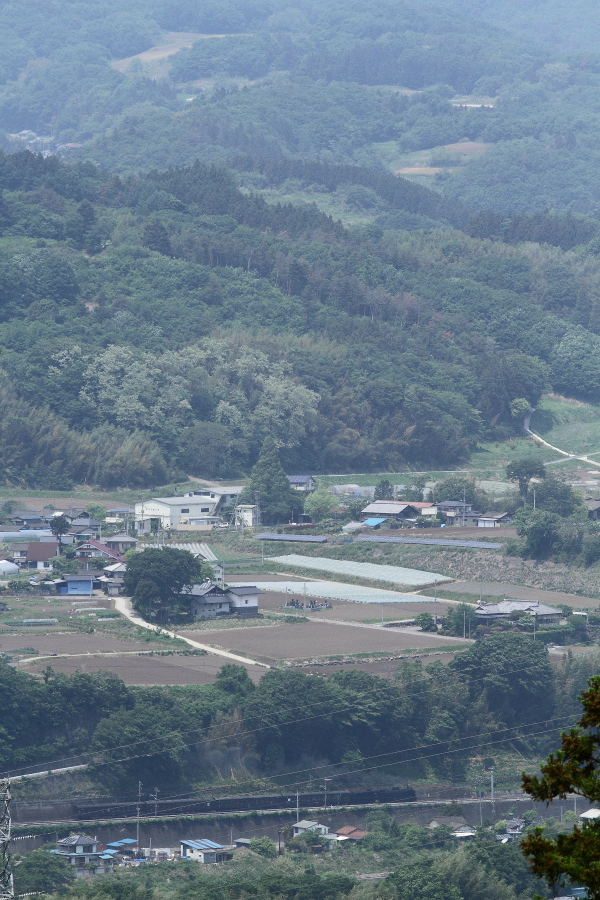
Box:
<box><xmin>21</xmin><ymin>652</ymin><xmax>263</xmax><ymax>685</ymax></box>
<box><xmin>444</xmin><ymin>581</ymin><xmax>598</xmax><ymax>608</ymax></box>
<box><xmin>193</xmin><ymin>620</ymin><xmax>468</xmax><ymax>663</ymax></box>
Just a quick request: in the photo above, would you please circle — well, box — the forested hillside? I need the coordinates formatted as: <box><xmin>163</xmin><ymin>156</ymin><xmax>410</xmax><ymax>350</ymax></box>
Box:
<box><xmin>2</xmin><ymin>149</ymin><xmax>600</xmax><ymax>486</ymax></box>
<box><xmin>0</xmin><ymin>641</ymin><xmax>592</xmax><ymax>790</ymax></box>
<box><xmin>2</xmin><ymin>0</ymin><xmax>600</xmax><ymax>213</ymax></box>
<box><xmin>1</xmin><ymin>1</ymin><xmax>600</xmax><ymax>485</ymax></box>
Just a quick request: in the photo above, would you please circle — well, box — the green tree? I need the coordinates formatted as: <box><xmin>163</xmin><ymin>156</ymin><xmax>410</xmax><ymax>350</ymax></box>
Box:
<box><xmin>510</xmin><ymin>397</ymin><xmax>532</xmax><ymax>420</ymax></box>
<box><xmin>249</xmin><ymin>836</ymin><xmax>278</xmax><ymax>858</ymax></box>
<box><xmin>433</xmin><ymin>475</ymin><xmax>488</xmax><ymax>509</ymax></box>
<box><xmin>528</xmin><ymin>477</ymin><xmax>584</xmax><ymax>517</ymax></box>
<box><xmin>142</xmin><ymin>219</ymin><xmax>172</xmax><ymax>255</ymax></box>
<box><xmin>240</xmin><ymin>436</ymin><xmax>302</xmax><ymax>524</ymax></box>
<box><xmin>304</xmin><ymin>489</ymin><xmax>338</xmax><ymax>522</ymax></box>
<box><xmin>13</xmin><ymin>850</ymin><xmax>74</xmax><ymax>895</ymax></box>
<box><xmin>514</xmin><ymin>509</ymin><xmax>562</xmax><ymax>559</ymax></box>
<box><xmin>215</xmin><ymin>663</ymin><xmax>256</xmax><ymax>696</ymax></box>
<box><xmin>521</xmin><ymin>676</ymin><xmax>600</xmax><ymax>899</ymax></box>
<box><xmin>123</xmin><ymin>548</ymin><xmax>211</xmax><ymax>622</ymax></box>
<box><xmin>85</xmin><ymin>503</ymin><xmax>107</xmax><ymax>521</ymax></box>
<box><xmin>374</xmin><ymin>478</ymin><xmax>394</xmax><ymax>500</ymax></box>
<box><xmin>51</xmin><ymin>555</ymin><xmax>79</xmax><ymax>576</ymax></box>
<box><xmin>49</xmin><ymin>515</ymin><xmax>70</xmax><ymax>553</ymax></box>
<box><xmin>442</xmin><ymin>603</ymin><xmax>478</xmax><ymax>637</ymax></box>
<box><xmin>450</xmin><ymin>633</ymin><xmax>554</xmax><ymax>728</ymax></box>
<box><xmin>506</xmin><ymin>457</ymin><xmax>546</xmax><ymax>498</ymax></box>
<box><xmin>415</xmin><ymin>612</ymin><xmax>437</xmax><ymax>632</ymax></box>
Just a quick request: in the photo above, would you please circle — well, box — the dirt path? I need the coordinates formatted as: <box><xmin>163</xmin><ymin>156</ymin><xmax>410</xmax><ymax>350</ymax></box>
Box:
<box><xmin>114</xmin><ymin>597</ymin><xmax>270</xmax><ymax>668</ymax></box>
<box><xmin>525</xmin><ymin>411</ymin><xmax>600</xmax><ymax>468</ymax></box>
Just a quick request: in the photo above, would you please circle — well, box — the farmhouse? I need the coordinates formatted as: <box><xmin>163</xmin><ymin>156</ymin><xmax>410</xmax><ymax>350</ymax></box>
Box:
<box><xmin>188</xmin><ymin>583</ymin><xmax>261</xmax><ymax>618</ymax></box>
<box><xmin>99</xmin><ymin>561</ymin><xmax>127</xmax><ymax>595</ymax></box>
<box><xmin>361</xmin><ymin>501</ymin><xmax>436</xmax><ymax>521</ymax></box>
<box><xmin>74</xmin><ymin>540</ymin><xmax>124</xmax><ymax>569</ymax></box>
<box><xmin>52</xmin><ymin>834</ymin><xmax>116</xmax><ymax>876</ymax></box>
<box><xmin>475</xmin><ymin>599</ymin><xmax>561</xmax><ymax>625</ymax></box>
<box><xmin>104</xmin><ymin>533</ymin><xmax>138</xmax><ymax>553</ymax></box>
<box><xmin>293</xmin><ymin>820</ymin><xmax>329</xmax><ymax>837</ymax></box>
<box><xmin>180</xmin><ymin>839</ymin><xmax>231</xmax><ymax>863</ymax></box>
<box><xmin>23</xmin><ymin>541</ymin><xmax>60</xmax><ymax>570</ymax></box>
<box><xmin>286</xmin><ymin>475</ymin><xmax>316</xmax><ymax>493</ymax></box>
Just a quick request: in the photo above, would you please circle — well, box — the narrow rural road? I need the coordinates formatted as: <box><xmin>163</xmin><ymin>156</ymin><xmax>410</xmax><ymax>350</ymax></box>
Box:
<box><xmin>114</xmin><ymin>596</ymin><xmax>270</xmax><ymax>668</ymax></box>
<box><xmin>524</xmin><ymin>410</ymin><xmax>600</xmax><ymax>469</ymax></box>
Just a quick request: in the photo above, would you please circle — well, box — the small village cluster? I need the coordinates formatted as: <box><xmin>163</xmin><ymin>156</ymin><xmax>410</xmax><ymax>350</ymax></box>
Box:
<box><xmin>51</xmin><ymin>814</ymin><xmax>532</xmax><ymax>878</ymax></box>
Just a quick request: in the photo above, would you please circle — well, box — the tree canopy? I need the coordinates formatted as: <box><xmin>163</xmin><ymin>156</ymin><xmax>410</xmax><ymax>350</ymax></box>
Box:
<box><xmin>124</xmin><ymin>547</ymin><xmax>211</xmax><ymax>622</ymax></box>
<box><xmin>522</xmin><ymin>676</ymin><xmax>600</xmax><ymax>899</ymax></box>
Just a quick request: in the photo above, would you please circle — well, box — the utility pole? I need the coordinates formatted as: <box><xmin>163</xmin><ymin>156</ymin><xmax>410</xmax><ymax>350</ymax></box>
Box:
<box><xmin>152</xmin><ymin>788</ymin><xmax>159</xmax><ymax>817</ymax></box>
<box><xmin>0</xmin><ymin>779</ymin><xmax>14</xmax><ymax>900</ymax></box>
<box><xmin>296</xmin><ymin>787</ymin><xmax>300</xmax><ymax>823</ymax></box>
<box><xmin>490</xmin><ymin>766</ymin><xmax>495</xmax><ymax>817</ymax></box>
<box><xmin>136</xmin><ymin>781</ymin><xmax>142</xmax><ymax>854</ymax></box>
<box><xmin>434</xmin><ymin>579</ymin><xmax>437</xmax><ymax>626</ymax></box>
<box><xmin>323</xmin><ymin>778</ymin><xmax>331</xmax><ymax>810</ymax></box>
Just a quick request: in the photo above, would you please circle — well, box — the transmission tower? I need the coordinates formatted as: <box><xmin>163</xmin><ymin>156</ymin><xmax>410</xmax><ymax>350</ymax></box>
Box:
<box><xmin>0</xmin><ymin>779</ymin><xmax>14</xmax><ymax>900</ymax></box>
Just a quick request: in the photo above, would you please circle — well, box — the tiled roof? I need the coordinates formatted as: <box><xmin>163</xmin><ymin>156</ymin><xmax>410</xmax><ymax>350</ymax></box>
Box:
<box><xmin>57</xmin><ymin>834</ymin><xmax>94</xmax><ymax>845</ymax></box>
<box><xmin>27</xmin><ymin>542</ymin><xmax>59</xmax><ymax>562</ymax></box>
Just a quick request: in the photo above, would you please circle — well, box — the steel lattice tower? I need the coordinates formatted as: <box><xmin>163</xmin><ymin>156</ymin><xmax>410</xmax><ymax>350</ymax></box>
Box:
<box><xmin>0</xmin><ymin>780</ymin><xmax>14</xmax><ymax>900</ymax></box>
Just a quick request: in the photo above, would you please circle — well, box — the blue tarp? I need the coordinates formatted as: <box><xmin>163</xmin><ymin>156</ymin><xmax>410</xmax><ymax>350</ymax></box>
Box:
<box><xmin>363</xmin><ymin>518</ymin><xmax>386</xmax><ymax>527</ymax></box>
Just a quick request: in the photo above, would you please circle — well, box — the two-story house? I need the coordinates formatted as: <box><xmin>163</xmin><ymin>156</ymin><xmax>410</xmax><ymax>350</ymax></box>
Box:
<box><xmin>51</xmin><ymin>834</ymin><xmax>117</xmax><ymax>876</ymax></box>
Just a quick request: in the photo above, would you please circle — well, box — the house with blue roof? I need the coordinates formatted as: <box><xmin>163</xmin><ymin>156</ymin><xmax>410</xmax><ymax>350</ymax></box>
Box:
<box><xmin>180</xmin><ymin>838</ymin><xmax>232</xmax><ymax>863</ymax></box>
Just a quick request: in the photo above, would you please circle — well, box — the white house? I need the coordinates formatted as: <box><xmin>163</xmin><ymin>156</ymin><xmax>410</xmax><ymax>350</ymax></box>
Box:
<box><xmin>180</xmin><ymin>839</ymin><xmax>231</xmax><ymax>863</ymax></box>
<box><xmin>293</xmin><ymin>820</ymin><xmax>329</xmax><ymax>838</ymax></box>
<box><xmin>183</xmin><ymin>487</ymin><xmax>243</xmax><ymax>508</ymax></box>
<box><xmin>52</xmin><ymin>834</ymin><xmax>116</xmax><ymax>876</ymax></box>
<box><xmin>135</xmin><ymin>497</ymin><xmax>222</xmax><ymax>533</ymax></box>
<box><xmin>234</xmin><ymin>504</ymin><xmax>259</xmax><ymax>528</ymax></box>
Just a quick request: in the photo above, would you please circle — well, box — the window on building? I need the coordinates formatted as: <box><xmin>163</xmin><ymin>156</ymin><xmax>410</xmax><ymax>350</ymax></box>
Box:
<box><xmin>201</xmin><ymin>507</ymin><xmax>210</xmax><ymax>512</ymax></box>
<box><xmin>181</xmin><ymin>508</ymin><xmax>189</xmax><ymax>513</ymax></box>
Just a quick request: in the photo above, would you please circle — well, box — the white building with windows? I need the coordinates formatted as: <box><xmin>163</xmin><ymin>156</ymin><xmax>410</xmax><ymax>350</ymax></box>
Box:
<box><xmin>135</xmin><ymin>497</ymin><xmax>220</xmax><ymax>533</ymax></box>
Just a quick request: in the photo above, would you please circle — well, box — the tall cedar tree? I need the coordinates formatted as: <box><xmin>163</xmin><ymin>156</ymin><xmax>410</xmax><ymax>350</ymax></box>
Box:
<box><xmin>522</xmin><ymin>675</ymin><xmax>600</xmax><ymax>898</ymax></box>
<box><xmin>241</xmin><ymin>436</ymin><xmax>302</xmax><ymax>524</ymax></box>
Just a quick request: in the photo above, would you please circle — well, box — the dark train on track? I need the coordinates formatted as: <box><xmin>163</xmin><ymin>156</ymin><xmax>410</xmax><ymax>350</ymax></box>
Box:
<box><xmin>72</xmin><ymin>786</ymin><xmax>417</xmax><ymax>820</ymax></box>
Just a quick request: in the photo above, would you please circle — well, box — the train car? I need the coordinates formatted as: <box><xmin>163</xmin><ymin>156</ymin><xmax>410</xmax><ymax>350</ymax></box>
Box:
<box><xmin>72</xmin><ymin>785</ymin><xmax>417</xmax><ymax>820</ymax></box>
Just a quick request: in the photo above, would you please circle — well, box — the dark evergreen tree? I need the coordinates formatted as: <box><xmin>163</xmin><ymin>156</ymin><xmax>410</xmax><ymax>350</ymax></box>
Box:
<box><xmin>142</xmin><ymin>219</ymin><xmax>172</xmax><ymax>255</ymax></box>
<box><xmin>374</xmin><ymin>478</ymin><xmax>394</xmax><ymax>500</ymax></box>
<box><xmin>240</xmin><ymin>435</ymin><xmax>302</xmax><ymax>524</ymax></box>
